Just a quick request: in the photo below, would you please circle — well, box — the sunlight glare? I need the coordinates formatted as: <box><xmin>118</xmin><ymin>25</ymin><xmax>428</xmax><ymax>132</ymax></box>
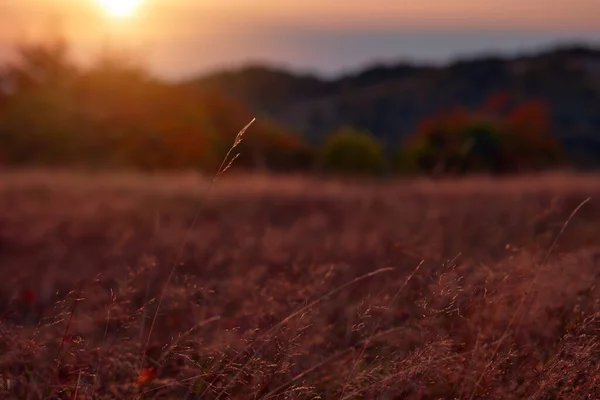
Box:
<box><xmin>94</xmin><ymin>0</ymin><xmax>143</xmax><ymax>18</ymax></box>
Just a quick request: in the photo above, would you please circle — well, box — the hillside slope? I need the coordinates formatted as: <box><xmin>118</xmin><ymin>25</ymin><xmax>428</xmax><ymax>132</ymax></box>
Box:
<box><xmin>185</xmin><ymin>46</ymin><xmax>600</xmax><ymax>164</ymax></box>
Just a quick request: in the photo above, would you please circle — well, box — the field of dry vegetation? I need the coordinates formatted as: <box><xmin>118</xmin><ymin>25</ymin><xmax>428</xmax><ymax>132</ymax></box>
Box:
<box><xmin>0</xmin><ymin>170</ymin><xmax>599</xmax><ymax>399</ymax></box>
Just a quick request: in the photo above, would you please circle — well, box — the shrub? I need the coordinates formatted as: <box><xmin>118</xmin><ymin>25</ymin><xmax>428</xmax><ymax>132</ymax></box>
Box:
<box><xmin>318</xmin><ymin>127</ymin><xmax>387</xmax><ymax>175</ymax></box>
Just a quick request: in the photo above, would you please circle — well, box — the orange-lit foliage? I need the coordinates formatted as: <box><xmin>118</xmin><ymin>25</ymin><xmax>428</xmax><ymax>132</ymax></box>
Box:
<box><xmin>505</xmin><ymin>98</ymin><xmax>563</xmax><ymax>169</ymax></box>
<box><xmin>0</xmin><ymin>41</ymin><xmax>312</xmax><ymax>172</ymax></box>
<box><xmin>409</xmin><ymin>106</ymin><xmax>471</xmax><ymax>146</ymax></box>
<box><xmin>241</xmin><ymin>120</ymin><xmax>315</xmax><ymax>171</ymax></box>
<box><xmin>508</xmin><ymin>98</ymin><xmax>551</xmax><ymax>136</ymax></box>
<box><xmin>72</xmin><ymin>60</ymin><xmax>216</xmax><ymax>170</ymax></box>
<box><xmin>401</xmin><ymin>107</ymin><xmax>475</xmax><ymax>173</ymax></box>
<box><xmin>481</xmin><ymin>91</ymin><xmax>511</xmax><ymax>115</ymax></box>
<box><xmin>191</xmin><ymin>89</ymin><xmax>314</xmax><ymax>171</ymax></box>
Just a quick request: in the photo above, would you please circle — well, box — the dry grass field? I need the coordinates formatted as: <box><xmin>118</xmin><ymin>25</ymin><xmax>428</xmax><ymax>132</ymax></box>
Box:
<box><xmin>0</xmin><ymin>170</ymin><xmax>599</xmax><ymax>399</ymax></box>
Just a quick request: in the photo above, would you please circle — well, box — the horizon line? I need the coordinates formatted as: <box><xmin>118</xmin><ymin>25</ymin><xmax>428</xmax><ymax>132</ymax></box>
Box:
<box><xmin>175</xmin><ymin>41</ymin><xmax>600</xmax><ymax>82</ymax></box>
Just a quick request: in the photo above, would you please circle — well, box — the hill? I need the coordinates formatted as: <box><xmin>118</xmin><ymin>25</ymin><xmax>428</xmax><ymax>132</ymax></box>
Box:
<box><xmin>185</xmin><ymin>45</ymin><xmax>600</xmax><ymax>165</ymax></box>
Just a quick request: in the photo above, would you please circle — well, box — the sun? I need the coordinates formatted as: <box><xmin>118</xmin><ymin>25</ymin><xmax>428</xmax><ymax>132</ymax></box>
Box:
<box><xmin>94</xmin><ymin>0</ymin><xmax>143</xmax><ymax>18</ymax></box>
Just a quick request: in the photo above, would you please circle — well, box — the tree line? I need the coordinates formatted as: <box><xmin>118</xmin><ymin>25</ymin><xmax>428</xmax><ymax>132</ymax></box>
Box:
<box><xmin>0</xmin><ymin>39</ymin><xmax>565</xmax><ymax>176</ymax></box>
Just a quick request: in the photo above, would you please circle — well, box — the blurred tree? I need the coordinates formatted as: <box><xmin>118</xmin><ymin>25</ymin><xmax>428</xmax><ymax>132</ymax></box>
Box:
<box><xmin>0</xmin><ymin>86</ymin><xmax>81</xmax><ymax>165</ymax></box>
<box><xmin>396</xmin><ymin>99</ymin><xmax>564</xmax><ymax>175</ymax></box>
<box><xmin>505</xmin><ymin>99</ymin><xmax>564</xmax><ymax>169</ymax></box>
<box><xmin>9</xmin><ymin>37</ymin><xmax>76</xmax><ymax>92</ymax></box>
<box><xmin>458</xmin><ymin>119</ymin><xmax>508</xmax><ymax>172</ymax></box>
<box><xmin>395</xmin><ymin>107</ymin><xmax>469</xmax><ymax>174</ymax></box>
<box><xmin>318</xmin><ymin>127</ymin><xmax>387</xmax><ymax>175</ymax></box>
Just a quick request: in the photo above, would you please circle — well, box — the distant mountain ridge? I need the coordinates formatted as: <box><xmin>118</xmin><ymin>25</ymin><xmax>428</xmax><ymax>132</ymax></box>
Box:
<box><xmin>184</xmin><ymin>45</ymin><xmax>600</xmax><ymax>164</ymax></box>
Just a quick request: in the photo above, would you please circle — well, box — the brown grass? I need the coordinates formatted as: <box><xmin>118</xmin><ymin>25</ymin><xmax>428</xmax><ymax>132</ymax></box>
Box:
<box><xmin>0</xmin><ymin>170</ymin><xmax>599</xmax><ymax>399</ymax></box>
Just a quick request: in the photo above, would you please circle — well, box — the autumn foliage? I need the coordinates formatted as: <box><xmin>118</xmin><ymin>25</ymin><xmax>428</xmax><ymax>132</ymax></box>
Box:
<box><xmin>397</xmin><ymin>92</ymin><xmax>565</xmax><ymax>174</ymax></box>
<box><xmin>0</xmin><ymin>39</ymin><xmax>312</xmax><ymax>173</ymax></box>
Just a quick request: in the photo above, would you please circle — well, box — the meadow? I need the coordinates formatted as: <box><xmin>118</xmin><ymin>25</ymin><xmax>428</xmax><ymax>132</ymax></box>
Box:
<box><xmin>0</xmin><ymin>170</ymin><xmax>599</xmax><ymax>399</ymax></box>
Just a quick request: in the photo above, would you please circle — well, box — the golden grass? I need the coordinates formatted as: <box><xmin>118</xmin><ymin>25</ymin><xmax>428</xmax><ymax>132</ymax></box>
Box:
<box><xmin>0</xmin><ymin>170</ymin><xmax>599</xmax><ymax>399</ymax></box>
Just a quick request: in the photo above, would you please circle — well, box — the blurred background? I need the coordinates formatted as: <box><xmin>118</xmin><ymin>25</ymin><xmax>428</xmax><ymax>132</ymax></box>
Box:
<box><xmin>0</xmin><ymin>0</ymin><xmax>599</xmax><ymax>175</ymax></box>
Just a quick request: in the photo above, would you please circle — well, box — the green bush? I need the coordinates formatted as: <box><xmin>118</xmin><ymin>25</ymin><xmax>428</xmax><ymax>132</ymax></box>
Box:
<box><xmin>318</xmin><ymin>127</ymin><xmax>387</xmax><ymax>175</ymax></box>
<box><xmin>396</xmin><ymin>120</ymin><xmax>513</xmax><ymax>175</ymax></box>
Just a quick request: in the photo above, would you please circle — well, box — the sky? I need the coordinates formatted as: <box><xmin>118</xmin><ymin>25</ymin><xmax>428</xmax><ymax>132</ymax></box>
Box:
<box><xmin>0</xmin><ymin>0</ymin><xmax>599</xmax><ymax>80</ymax></box>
